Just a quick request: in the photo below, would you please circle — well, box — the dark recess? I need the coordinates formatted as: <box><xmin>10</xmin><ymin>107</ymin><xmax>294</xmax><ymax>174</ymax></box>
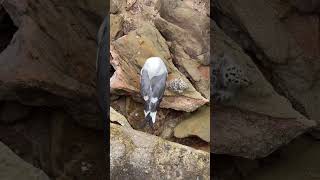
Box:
<box><xmin>0</xmin><ymin>6</ymin><xmax>18</xmax><ymax>53</ymax></box>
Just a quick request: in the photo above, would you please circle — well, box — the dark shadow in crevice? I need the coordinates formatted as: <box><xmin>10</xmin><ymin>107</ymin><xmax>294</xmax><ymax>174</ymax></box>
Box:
<box><xmin>0</xmin><ymin>6</ymin><xmax>18</xmax><ymax>53</ymax></box>
<box><xmin>110</xmin><ymin>64</ymin><xmax>115</xmax><ymax>78</ymax></box>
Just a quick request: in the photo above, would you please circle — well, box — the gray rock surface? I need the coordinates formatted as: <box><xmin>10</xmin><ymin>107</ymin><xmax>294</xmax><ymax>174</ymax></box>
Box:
<box><xmin>215</xmin><ymin>0</ymin><xmax>320</xmax><ymax>130</ymax></box>
<box><xmin>0</xmin><ymin>0</ymin><xmax>105</xmax><ymax>129</ymax></box>
<box><xmin>212</xmin><ymin>20</ymin><xmax>316</xmax><ymax>159</ymax></box>
<box><xmin>0</xmin><ymin>141</ymin><xmax>50</xmax><ymax>180</ymax></box>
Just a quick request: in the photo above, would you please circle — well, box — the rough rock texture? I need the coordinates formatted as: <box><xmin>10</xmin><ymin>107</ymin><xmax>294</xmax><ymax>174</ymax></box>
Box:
<box><xmin>108</xmin><ymin>8</ymin><xmax>212</xmax><ymax>180</ymax></box>
<box><xmin>0</xmin><ymin>1</ymin><xmax>108</xmax><ymax>178</ymax></box>
<box><xmin>110</xmin><ymin>123</ymin><xmax>210</xmax><ymax>180</ymax></box>
<box><xmin>110</xmin><ymin>14</ymin><xmax>124</xmax><ymax>40</ymax></box>
<box><xmin>110</xmin><ymin>22</ymin><xmax>208</xmax><ymax>112</ymax></box>
<box><xmin>213</xmin><ymin>0</ymin><xmax>320</xmax><ymax>178</ymax></box>
<box><xmin>109</xmin><ymin>0</ymin><xmax>209</xmax><ymax>113</ymax></box>
<box><xmin>110</xmin><ymin>107</ymin><xmax>132</xmax><ymax>128</ymax></box>
<box><xmin>0</xmin><ymin>0</ymin><xmax>104</xmax><ymax>129</ymax></box>
<box><xmin>0</xmin><ymin>141</ymin><xmax>50</xmax><ymax>180</ymax></box>
<box><xmin>174</xmin><ymin>105</ymin><xmax>210</xmax><ymax>142</ymax></box>
<box><xmin>213</xmin><ymin>106</ymin><xmax>315</xmax><ymax>159</ymax></box>
<box><xmin>109</xmin><ymin>0</ymin><xmax>210</xmax><ymax>155</ymax></box>
<box><xmin>215</xmin><ymin>0</ymin><xmax>320</xmax><ymax>125</ymax></box>
<box><xmin>107</xmin><ymin>1</ymin><xmax>210</xmax><ymax>178</ymax></box>
<box><xmin>212</xmin><ymin>20</ymin><xmax>316</xmax><ymax>158</ymax></box>
<box><xmin>155</xmin><ymin>0</ymin><xmax>210</xmax><ymax>99</ymax></box>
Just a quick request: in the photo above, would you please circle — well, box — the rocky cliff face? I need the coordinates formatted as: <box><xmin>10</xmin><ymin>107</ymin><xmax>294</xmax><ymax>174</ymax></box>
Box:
<box><xmin>1</xmin><ymin>0</ymin><xmax>211</xmax><ymax>179</ymax></box>
<box><xmin>0</xmin><ymin>0</ymin><xmax>107</xmax><ymax>179</ymax></box>
<box><xmin>213</xmin><ymin>0</ymin><xmax>320</xmax><ymax>179</ymax></box>
<box><xmin>109</xmin><ymin>0</ymin><xmax>211</xmax><ymax>151</ymax></box>
<box><xmin>1</xmin><ymin>0</ymin><xmax>319</xmax><ymax>179</ymax></box>
<box><xmin>109</xmin><ymin>0</ymin><xmax>211</xmax><ymax>179</ymax></box>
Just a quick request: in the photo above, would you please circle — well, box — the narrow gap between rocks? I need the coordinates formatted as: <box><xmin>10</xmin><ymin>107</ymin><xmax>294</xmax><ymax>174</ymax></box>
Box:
<box><xmin>171</xmin><ymin>136</ymin><xmax>209</xmax><ymax>152</ymax></box>
<box><xmin>0</xmin><ymin>6</ymin><xmax>18</xmax><ymax>53</ymax></box>
<box><xmin>110</xmin><ymin>65</ymin><xmax>115</xmax><ymax>78</ymax></box>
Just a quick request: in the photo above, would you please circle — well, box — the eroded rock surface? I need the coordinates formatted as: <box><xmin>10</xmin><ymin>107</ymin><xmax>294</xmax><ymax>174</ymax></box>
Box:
<box><xmin>215</xmin><ymin>0</ymin><xmax>320</xmax><ymax>125</ymax></box>
<box><xmin>110</xmin><ymin>123</ymin><xmax>210</xmax><ymax>180</ymax></box>
<box><xmin>110</xmin><ymin>23</ymin><xmax>208</xmax><ymax>112</ymax></box>
<box><xmin>109</xmin><ymin>0</ymin><xmax>210</xmax><ymax>151</ymax></box>
<box><xmin>110</xmin><ymin>107</ymin><xmax>132</xmax><ymax>128</ymax></box>
<box><xmin>174</xmin><ymin>106</ymin><xmax>210</xmax><ymax>142</ymax></box>
<box><xmin>212</xmin><ymin>20</ymin><xmax>316</xmax><ymax>158</ymax></box>
<box><xmin>0</xmin><ymin>0</ymin><xmax>104</xmax><ymax>129</ymax></box>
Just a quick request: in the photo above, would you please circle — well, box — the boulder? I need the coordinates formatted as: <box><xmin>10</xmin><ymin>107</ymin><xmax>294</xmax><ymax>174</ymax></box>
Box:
<box><xmin>215</xmin><ymin>0</ymin><xmax>320</xmax><ymax>142</ymax></box>
<box><xmin>155</xmin><ymin>0</ymin><xmax>210</xmax><ymax>99</ymax></box>
<box><xmin>110</xmin><ymin>22</ymin><xmax>208</xmax><ymax>112</ymax></box>
<box><xmin>174</xmin><ymin>105</ymin><xmax>210</xmax><ymax>142</ymax></box>
<box><xmin>0</xmin><ymin>0</ymin><xmax>105</xmax><ymax>129</ymax></box>
<box><xmin>110</xmin><ymin>123</ymin><xmax>210</xmax><ymax>179</ymax></box>
<box><xmin>212</xmin><ymin>21</ymin><xmax>316</xmax><ymax>159</ymax></box>
<box><xmin>110</xmin><ymin>106</ymin><xmax>132</xmax><ymax>128</ymax></box>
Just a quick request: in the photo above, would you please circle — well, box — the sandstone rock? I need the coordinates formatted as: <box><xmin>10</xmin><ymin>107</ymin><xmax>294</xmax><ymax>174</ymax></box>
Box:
<box><xmin>213</xmin><ymin>106</ymin><xmax>315</xmax><ymax>159</ymax></box>
<box><xmin>110</xmin><ymin>106</ymin><xmax>132</xmax><ymax>128</ymax></box>
<box><xmin>110</xmin><ymin>22</ymin><xmax>208</xmax><ymax>112</ymax></box>
<box><xmin>213</xmin><ymin>21</ymin><xmax>302</xmax><ymax>119</ymax></box>
<box><xmin>184</xmin><ymin>0</ymin><xmax>210</xmax><ymax>17</ymax></box>
<box><xmin>155</xmin><ymin>0</ymin><xmax>210</xmax><ymax>99</ymax></box>
<box><xmin>212</xmin><ymin>21</ymin><xmax>316</xmax><ymax>159</ymax></box>
<box><xmin>110</xmin><ymin>0</ymin><xmax>121</xmax><ymax>14</ymax></box>
<box><xmin>110</xmin><ymin>14</ymin><xmax>124</xmax><ymax>40</ymax></box>
<box><xmin>215</xmin><ymin>0</ymin><xmax>320</xmax><ymax>129</ymax></box>
<box><xmin>215</xmin><ymin>0</ymin><xmax>303</xmax><ymax>64</ymax></box>
<box><xmin>0</xmin><ymin>141</ymin><xmax>50</xmax><ymax>180</ymax></box>
<box><xmin>174</xmin><ymin>105</ymin><xmax>210</xmax><ymax>142</ymax></box>
<box><xmin>112</xmin><ymin>0</ymin><xmax>158</xmax><ymax>25</ymax></box>
<box><xmin>110</xmin><ymin>123</ymin><xmax>210</xmax><ymax>179</ymax></box>
<box><xmin>0</xmin><ymin>0</ymin><xmax>105</xmax><ymax>129</ymax></box>
<box><xmin>155</xmin><ymin>17</ymin><xmax>210</xmax><ymax>99</ymax></box>
<box><xmin>126</xmin><ymin>0</ymin><xmax>137</xmax><ymax>10</ymax></box>
<box><xmin>109</xmin><ymin>0</ymin><xmax>209</xmax><ymax>117</ymax></box>
<box><xmin>0</xmin><ymin>101</ymin><xmax>31</xmax><ymax>124</ymax></box>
